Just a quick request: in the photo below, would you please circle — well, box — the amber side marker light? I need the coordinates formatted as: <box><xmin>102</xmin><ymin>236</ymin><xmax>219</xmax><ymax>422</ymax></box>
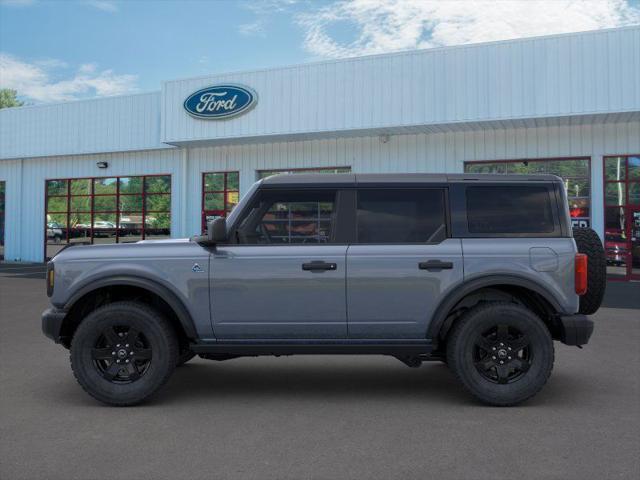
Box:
<box><xmin>46</xmin><ymin>263</ymin><xmax>55</xmax><ymax>297</ymax></box>
<box><xmin>575</xmin><ymin>253</ymin><xmax>588</xmax><ymax>295</ymax></box>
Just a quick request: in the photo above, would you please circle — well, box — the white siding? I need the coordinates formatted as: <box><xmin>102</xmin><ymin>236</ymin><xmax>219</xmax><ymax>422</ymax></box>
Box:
<box><xmin>162</xmin><ymin>27</ymin><xmax>640</xmax><ymax>145</ymax></box>
<box><xmin>0</xmin><ymin>92</ymin><xmax>168</xmax><ymax>160</ymax></box>
<box><xmin>0</xmin><ymin>149</ymin><xmax>182</xmax><ymax>262</ymax></box>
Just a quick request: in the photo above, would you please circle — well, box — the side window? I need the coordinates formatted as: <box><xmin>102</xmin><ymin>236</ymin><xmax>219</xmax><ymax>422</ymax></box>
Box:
<box><xmin>237</xmin><ymin>190</ymin><xmax>336</xmax><ymax>244</ymax></box>
<box><xmin>356</xmin><ymin>189</ymin><xmax>447</xmax><ymax>244</ymax></box>
<box><xmin>466</xmin><ymin>186</ymin><xmax>555</xmax><ymax>234</ymax></box>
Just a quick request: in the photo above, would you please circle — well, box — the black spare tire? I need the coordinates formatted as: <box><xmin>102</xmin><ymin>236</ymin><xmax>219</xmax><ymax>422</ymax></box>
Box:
<box><xmin>573</xmin><ymin>227</ymin><xmax>606</xmax><ymax>315</ymax></box>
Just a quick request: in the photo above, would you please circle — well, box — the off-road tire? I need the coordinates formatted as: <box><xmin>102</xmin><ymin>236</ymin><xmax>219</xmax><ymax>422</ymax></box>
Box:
<box><xmin>447</xmin><ymin>302</ymin><xmax>554</xmax><ymax>406</ymax></box>
<box><xmin>70</xmin><ymin>301</ymin><xmax>178</xmax><ymax>406</ymax></box>
<box><xmin>573</xmin><ymin>227</ymin><xmax>606</xmax><ymax>315</ymax></box>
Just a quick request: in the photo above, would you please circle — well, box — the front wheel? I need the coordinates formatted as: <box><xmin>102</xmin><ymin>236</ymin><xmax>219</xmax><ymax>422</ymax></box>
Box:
<box><xmin>446</xmin><ymin>302</ymin><xmax>554</xmax><ymax>406</ymax></box>
<box><xmin>70</xmin><ymin>301</ymin><xmax>178</xmax><ymax>406</ymax></box>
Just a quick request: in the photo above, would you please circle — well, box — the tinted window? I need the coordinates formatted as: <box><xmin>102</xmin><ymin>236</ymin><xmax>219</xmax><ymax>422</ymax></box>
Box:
<box><xmin>466</xmin><ymin>186</ymin><xmax>555</xmax><ymax>234</ymax></box>
<box><xmin>356</xmin><ymin>189</ymin><xmax>447</xmax><ymax>243</ymax></box>
<box><xmin>465</xmin><ymin>158</ymin><xmax>591</xmax><ymax>229</ymax></box>
<box><xmin>238</xmin><ymin>191</ymin><xmax>336</xmax><ymax>244</ymax></box>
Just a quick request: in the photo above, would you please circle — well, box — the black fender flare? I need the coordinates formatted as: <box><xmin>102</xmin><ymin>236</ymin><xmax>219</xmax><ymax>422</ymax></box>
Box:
<box><xmin>64</xmin><ymin>275</ymin><xmax>197</xmax><ymax>339</ymax></box>
<box><xmin>426</xmin><ymin>274</ymin><xmax>564</xmax><ymax>344</ymax></box>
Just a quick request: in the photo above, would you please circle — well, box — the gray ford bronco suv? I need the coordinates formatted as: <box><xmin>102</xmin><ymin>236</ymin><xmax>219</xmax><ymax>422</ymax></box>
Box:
<box><xmin>42</xmin><ymin>173</ymin><xmax>605</xmax><ymax>406</ymax></box>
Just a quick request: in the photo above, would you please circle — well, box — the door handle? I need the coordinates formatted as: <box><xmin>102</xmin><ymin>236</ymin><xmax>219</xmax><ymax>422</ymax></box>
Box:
<box><xmin>419</xmin><ymin>260</ymin><xmax>454</xmax><ymax>271</ymax></box>
<box><xmin>302</xmin><ymin>261</ymin><xmax>337</xmax><ymax>272</ymax></box>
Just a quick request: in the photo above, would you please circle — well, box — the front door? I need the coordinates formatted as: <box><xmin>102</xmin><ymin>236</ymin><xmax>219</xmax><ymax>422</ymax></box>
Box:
<box><xmin>346</xmin><ymin>188</ymin><xmax>463</xmax><ymax>339</ymax></box>
<box><xmin>210</xmin><ymin>189</ymin><xmax>348</xmax><ymax>339</ymax></box>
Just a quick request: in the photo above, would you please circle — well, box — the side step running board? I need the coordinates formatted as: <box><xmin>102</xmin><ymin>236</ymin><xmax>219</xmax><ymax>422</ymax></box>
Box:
<box><xmin>191</xmin><ymin>340</ymin><xmax>433</xmax><ymax>357</ymax></box>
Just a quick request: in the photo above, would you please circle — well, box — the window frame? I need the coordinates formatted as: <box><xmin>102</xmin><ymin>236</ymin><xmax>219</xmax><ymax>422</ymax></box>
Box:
<box><xmin>354</xmin><ymin>187</ymin><xmax>450</xmax><ymax>245</ymax></box>
<box><xmin>602</xmin><ymin>154</ymin><xmax>640</xmax><ymax>281</ymax></box>
<box><xmin>201</xmin><ymin>171</ymin><xmax>240</xmax><ymax>233</ymax></box>
<box><xmin>44</xmin><ymin>174</ymin><xmax>172</xmax><ymax>260</ymax></box>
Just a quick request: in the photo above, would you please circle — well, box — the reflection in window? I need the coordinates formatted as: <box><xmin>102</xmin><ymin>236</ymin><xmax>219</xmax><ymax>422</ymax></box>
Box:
<box><xmin>201</xmin><ymin>171</ymin><xmax>240</xmax><ymax>232</ymax></box>
<box><xmin>260</xmin><ymin>201</ymin><xmax>334</xmax><ymax>244</ymax></box>
<box><xmin>605</xmin><ymin>183</ymin><xmax>626</xmax><ymax>206</ymax></box>
<box><xmin>238</xmin><ymin>191</ymin><xmax>336</xmax><ymax>244</ymax></box>
<box><xmin>603</xmin><ymin>155</ymin><xmax>640</xmax><ymax>279</ymax></box>
<box><xmin>465</xmin><ymin>158</ymin><xmax>591</xmax><ymax>228</ymax></box>
<box><xmin>45</xmin><ymin>175</ymin><xmax>171</xmax><ymax>259</ymax></box>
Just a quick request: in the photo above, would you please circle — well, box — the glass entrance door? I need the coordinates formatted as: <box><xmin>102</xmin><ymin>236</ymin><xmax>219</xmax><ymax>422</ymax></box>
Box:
<box><xmin>604</xmin><ymin>155</ymin><xmax>640</xmax><ymax>281</ymax></box>
<box><xmin>632</xmin><ymin>208</ymin><xmax>640</xmax><ymax>279</ymax></box>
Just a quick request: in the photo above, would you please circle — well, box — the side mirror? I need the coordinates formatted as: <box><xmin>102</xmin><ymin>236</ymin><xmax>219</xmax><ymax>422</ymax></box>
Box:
<box><xmin>207</xmin><ymin>217</ymin><xmax>227</xmax><ymax>243</ymax></box>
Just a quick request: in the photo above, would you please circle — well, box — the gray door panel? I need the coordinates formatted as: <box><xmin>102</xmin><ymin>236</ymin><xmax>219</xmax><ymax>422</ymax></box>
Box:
<box><xmin>346</xmin><ymin>239</ymin><xmax>464</xmax><ymax>338</ymax></box>
<box><xmin>211</xmin><ymin>245</ymin><xmax>348</xmax><ymax>339</ymax></box>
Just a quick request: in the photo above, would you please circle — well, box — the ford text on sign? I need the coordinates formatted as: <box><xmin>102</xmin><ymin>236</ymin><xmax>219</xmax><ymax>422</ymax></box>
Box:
<box><xmin>183</xmin><ymin>85</ymin><xmax>257</xmax><ymax>119</ymax></box>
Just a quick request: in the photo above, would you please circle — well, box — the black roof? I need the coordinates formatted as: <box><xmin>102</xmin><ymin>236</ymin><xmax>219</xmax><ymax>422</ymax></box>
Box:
<box><xmin>259</xmin><ymin>172</ymin><xmax>563</xmax><ymax>188</ymax></box>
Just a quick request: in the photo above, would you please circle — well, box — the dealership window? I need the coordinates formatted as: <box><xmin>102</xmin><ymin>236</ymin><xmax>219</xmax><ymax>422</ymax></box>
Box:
<box><xmin>0</xmin><ymin>181</ymin><xmax>5</xmax><ymax>260</ymax></box>
<box><xmin>356</xmin><ymin>189</ymin><xmax>447</xmax><ymax>243</ymax></box>
<box><xmin>257</xmin><ymin>166</ymin><xmax>351</xmax><ymax>180</ymax></box>
<box><xmin>201</xmin><ymin>171</ymin><xmax>239</xmax><ymax>232</ymax></box>
<box><xmin>237</xmin><ymin>190</ymin><xmax>336</xmax><ymax>244</ymax></box>
<box><xmin>464</xmin><ymin>158</ymin><xmax>591</xmax><ymax>229</ymax></box>
<box><xmin>45</xmin><ymin>175</ymin><xmax>171</xmax><ymax>259</ymax></box>
<box><xmin>603</xmin><ymin>155</ymin><xmax>640</xmax><ymax>280</ymax></box>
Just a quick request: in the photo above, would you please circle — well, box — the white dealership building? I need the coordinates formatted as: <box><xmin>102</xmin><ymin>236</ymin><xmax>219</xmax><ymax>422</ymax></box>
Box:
<box><xmin>1</xmin><ymin>26</ymin><xmax>639</xmax><ymax>279</ymax></box>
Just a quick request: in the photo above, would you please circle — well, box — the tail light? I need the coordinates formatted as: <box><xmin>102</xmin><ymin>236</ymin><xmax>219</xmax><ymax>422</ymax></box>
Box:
<box><xmin>575</xmin><ymin>253</ymin><xmax>588</xmax><ymax>295</ymax></box>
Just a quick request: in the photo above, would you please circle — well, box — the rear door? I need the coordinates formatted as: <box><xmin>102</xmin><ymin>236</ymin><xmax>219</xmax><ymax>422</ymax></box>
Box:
<box><xmin>346</xmin><ymin>188</ymin><xmax>463</xmax><ymax>339</ymax></box>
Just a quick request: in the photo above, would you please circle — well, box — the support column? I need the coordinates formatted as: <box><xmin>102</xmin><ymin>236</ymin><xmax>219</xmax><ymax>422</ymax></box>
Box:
<box><xmin>180</xmin><ymin>148</ymin><xmax>189</xmax><ymax>238</ymax></box>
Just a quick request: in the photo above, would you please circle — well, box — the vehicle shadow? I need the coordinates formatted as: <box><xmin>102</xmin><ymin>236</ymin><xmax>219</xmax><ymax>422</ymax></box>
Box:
<box><xmin>157</xmin><ymin>359</ymin><xmax>470</xmax><ymax>404</ymax></box>
<box><xmin>153</xmin><ymin>358</ymin><xmax>590</xmax><ymax>407</ymax></box>
<box><xmin>49</xmin><ymin>357</ymin><xmax>593</xmax><ymax>408</ymax></box>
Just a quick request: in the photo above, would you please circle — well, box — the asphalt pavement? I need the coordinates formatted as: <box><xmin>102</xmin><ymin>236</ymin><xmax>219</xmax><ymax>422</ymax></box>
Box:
<box><xmin>0</xmin><ymin>268</ymin><xmax>639</xmax><ymax>480</ymax></box>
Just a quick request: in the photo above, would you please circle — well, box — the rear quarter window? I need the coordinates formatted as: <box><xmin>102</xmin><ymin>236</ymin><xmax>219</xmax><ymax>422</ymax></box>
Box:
<box><xmin>466</xmin><ymin>185</ymin><xmax>556</xmax><ymax>234</ymax></box>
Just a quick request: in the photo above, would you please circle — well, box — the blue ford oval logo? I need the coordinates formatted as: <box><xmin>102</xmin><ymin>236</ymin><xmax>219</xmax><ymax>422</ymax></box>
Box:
<box><xmin>183</xmin><ymin>84</ymin><xmax>257</xmax><ymax>119</ymax></box>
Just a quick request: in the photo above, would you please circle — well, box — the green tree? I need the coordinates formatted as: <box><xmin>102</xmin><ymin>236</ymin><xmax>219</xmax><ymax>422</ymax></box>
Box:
<box><xmin>0</xmin><ymin>89</ymin><xmax>24</xmax><ymax>109</ymax></box>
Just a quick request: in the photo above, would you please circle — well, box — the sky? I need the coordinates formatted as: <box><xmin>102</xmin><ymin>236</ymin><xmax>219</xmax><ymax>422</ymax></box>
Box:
<box><xmin>1</xmin><ymin>0</ymin><xmax>639</xmax><ymax>104</ymax></box>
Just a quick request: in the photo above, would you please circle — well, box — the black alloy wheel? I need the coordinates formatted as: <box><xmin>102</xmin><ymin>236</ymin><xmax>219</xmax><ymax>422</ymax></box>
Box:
<box><xmin>91</xmin><ymin>325</ymin><xmax>152</xmax><ymax>383</ymax></box>
<box><xmin>473</xmin><ymin>324</ymin><xmax>531</xmax><ymax>384</ymax></box>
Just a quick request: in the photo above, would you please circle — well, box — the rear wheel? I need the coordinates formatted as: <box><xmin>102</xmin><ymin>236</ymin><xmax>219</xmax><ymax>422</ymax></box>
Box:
<box><xmin>70</xmin><ymin>301</ymin><xmax>178</xmax><ymax>406</ymax></box>
<box><xmin>447</xmin><ymin>302</ymin><xmax>554</xmax><ymax>406</ymax></box>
